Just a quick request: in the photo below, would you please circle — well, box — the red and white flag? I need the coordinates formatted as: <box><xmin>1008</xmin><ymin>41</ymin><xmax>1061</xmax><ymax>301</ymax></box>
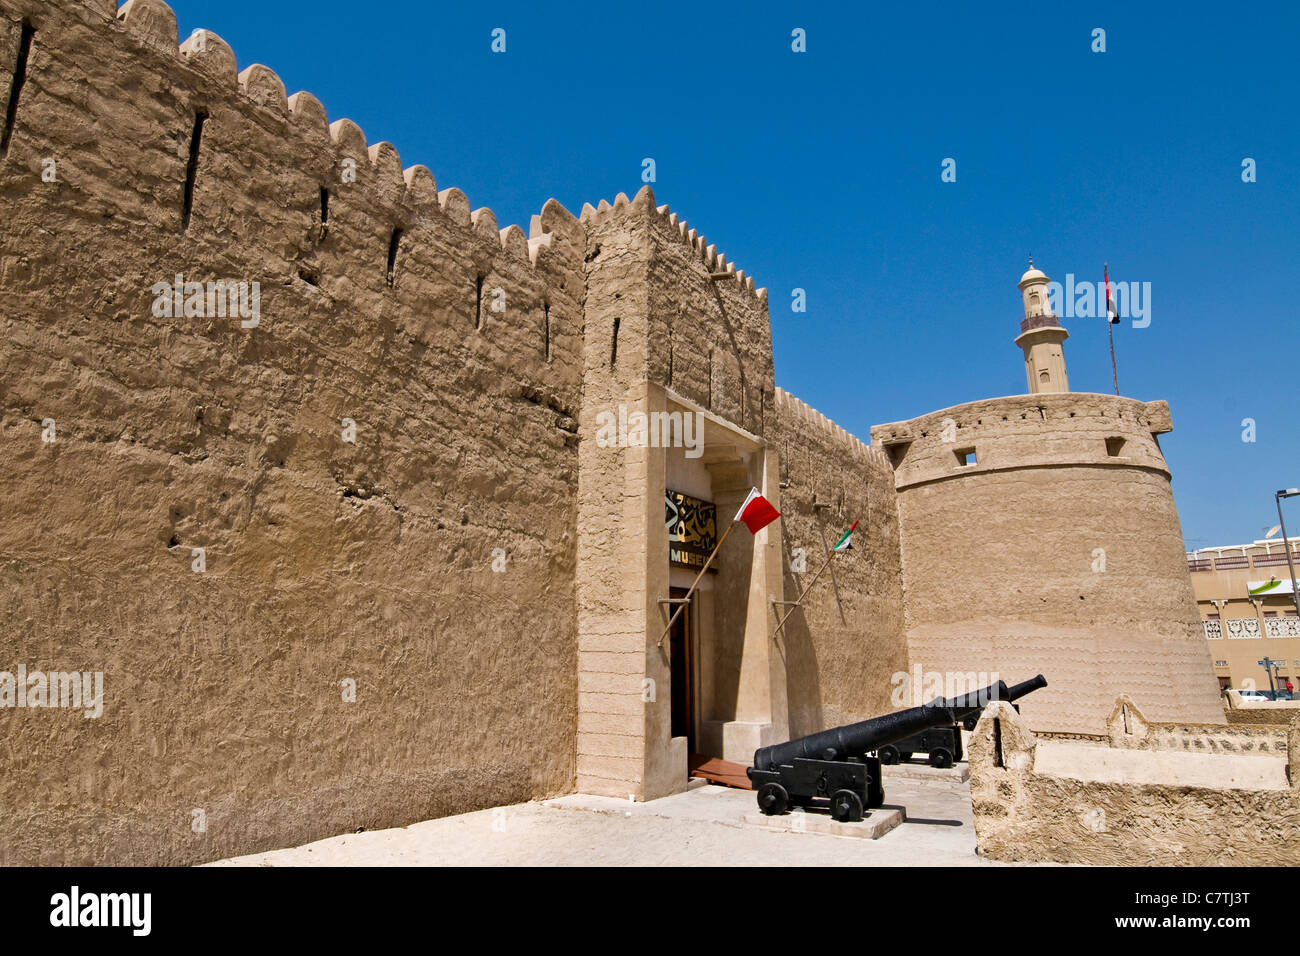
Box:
<box><xmin>1104</xmin><ymin>263</ymin><xmax>1120</xmax><ymax>325</ymax></box>
<box><xmin>733</xmin><ymin>487</ymin><xmax>781</xmax><ymax>533</ymax></box>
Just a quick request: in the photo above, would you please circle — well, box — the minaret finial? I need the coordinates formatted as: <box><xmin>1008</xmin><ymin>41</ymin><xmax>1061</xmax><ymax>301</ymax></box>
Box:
<box><xmin>1028</xmin><ymin>254</ymin><xmax>1034</xmax><ymax>269</ymax></box>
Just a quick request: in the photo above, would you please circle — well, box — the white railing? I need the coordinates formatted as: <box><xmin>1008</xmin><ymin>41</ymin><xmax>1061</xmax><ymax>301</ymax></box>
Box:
<box><xmin>1264</xmin><ymin>618</ymin><xmax>1300</xmax><ymax>638</ymax></box>
<box><xmin>1203</xmin><ymin>620</ymin><xmax>1222</xmax><ymax>639</ymax></box>
<box><xmin>1225</xmin><ymin>618</ymin><xmax>1261</xmax><ymax>639</ymax></box>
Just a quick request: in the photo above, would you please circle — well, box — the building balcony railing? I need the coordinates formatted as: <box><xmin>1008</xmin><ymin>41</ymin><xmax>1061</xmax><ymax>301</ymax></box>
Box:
<box><xmin>1225</xmin><ymin>618</ymin><xmax>1261</xmax><ymax>639</ymax></box>
<box><xmin>1204</xmin><ymin>618</ymin><xmax>1300</xmax><ymax>639</ymax></box>
<box><xmin>1265</xmin><ymin>617</ymin><xmax>1300</xmax><ymax>638</ymax></box>
<box><xmin>1018</xmin><ymin>314</ymin><xmax>1061</xmax><ymax>335</ymax></box>
<box><xmin>1187</xmin><ymin>550</ymin><xmax>1300</xmax><ymax>573</ymax></box>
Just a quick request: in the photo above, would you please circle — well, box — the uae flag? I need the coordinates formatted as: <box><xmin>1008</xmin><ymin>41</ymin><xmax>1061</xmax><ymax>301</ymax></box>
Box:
<box><xmin>1105</xmin><ymin>264</ymin><xmax>1120</xmax><ymax>324</ymax></box>
<box><xmin>832</xmin><ymin>520</ymin><xmax>859</xmax><ymax>552</ymax></box>
<box><xmin>733</xmin><ymin>488</ymin><xmax>781</xmax><ymax>533</ymax></box>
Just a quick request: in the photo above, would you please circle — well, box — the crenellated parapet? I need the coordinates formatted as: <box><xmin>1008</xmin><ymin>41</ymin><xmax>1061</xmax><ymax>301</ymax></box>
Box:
<box><xmin>773</xmin><ymin>387</ymin><xmax>872</xmax><ymax>461</ymax></box>
<box><xmin>870</xmin><ymin>392</ymin><xmax>1174</xmax><ymax>490</ymax></box>
<box><xmin>2</xmin><ymin>0</ymin><xmax>782</xmax><ymax>414</ymax></box>
<box><xmin>579</xmin><ymin>187</ymin><xmax>767</xmax><ymax>307</ymax></box>
<box><xmin>648</xmin><ymin>200</ymin><xmax>765</xmax><ymax>305</ymax></box>
<box><xmin>2</xmin><ymin>0</ymin><xmax>587</xmax><ymax>360</ymax></box>
<box><xmin>575</xmin><ymin>183</ymin><xmax>774</xmax><ymax>436</ymax></box>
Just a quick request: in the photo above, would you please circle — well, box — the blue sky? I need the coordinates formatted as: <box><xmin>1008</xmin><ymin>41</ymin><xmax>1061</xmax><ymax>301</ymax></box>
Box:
<box><xmin>165</xmin><ymin>0</ymin><xmax>1299</xmax><ymax>549</ymax></box>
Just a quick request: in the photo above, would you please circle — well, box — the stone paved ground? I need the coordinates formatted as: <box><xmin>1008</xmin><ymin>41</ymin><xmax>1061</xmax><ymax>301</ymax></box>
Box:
<box><xmin>210</xmin><ymin>764</ymin><xmax>1032</xmax><ymax>867</ymax></box>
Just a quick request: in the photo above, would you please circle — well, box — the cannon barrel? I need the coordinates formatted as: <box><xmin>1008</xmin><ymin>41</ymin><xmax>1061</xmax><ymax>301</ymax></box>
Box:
<box><xmin>753</xmin><ymin>679</ymin><xmax>1009</xmax><ymax>772</ymax></box>
<box><xmin>1006</xmin><ymin>674</ymin><xmax>1048</xmax><ymax>701</ymax></box>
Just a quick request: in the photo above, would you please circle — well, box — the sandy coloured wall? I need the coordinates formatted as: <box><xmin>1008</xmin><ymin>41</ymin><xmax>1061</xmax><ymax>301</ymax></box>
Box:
<box><xmin>871</xmin><ymin>393</ymin><xmax>1224</xmax><ymax>735</ymax></box>
<box><xmin>0</xmin><ymin>0</ymin><xmax>582</xmax><ymax>864</ymax></box>
<box><xmin>770</xmin><ymin>389</ymin><xmax>907</xmax><ymax>733</ymax></box>
<box><xmin>970</xmin><ymin>703</ymin><xmax>1300</xmax><ymax>865</ymax></box>
<box><xmin>642</xmin><ymin>200</ymin><xmax>773</xmax><ymax>436</ymax></box>
<box><xmin>574</xmin><ymin>191</ymin><xmax>785</xmax><ymax>794</ymax></box>
<box><xmin>572</xmin><ymin>191</ymin><xmax>657</xmax><ymax>797</ymax></box>
<box><xmin>1107</xmin><ymin>695</ymin><xmax>1288</xmax><ymax>755</ymax></box>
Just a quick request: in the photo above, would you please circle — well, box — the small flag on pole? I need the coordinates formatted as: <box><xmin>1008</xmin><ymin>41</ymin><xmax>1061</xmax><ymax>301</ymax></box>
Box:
<box><xmin>832</xmin><ymin>520</ymin><xmax>859</xmax><ymax>552</ymax></box>
<box><xmin>734</xmin><ymin>488</ymin><xmax>781</xmax><ymax>534</ymax></box>
<box><xmin>1104</xmin><ymin>264</ymin><xmax>1120</xmax><ymax>325</ymax></box>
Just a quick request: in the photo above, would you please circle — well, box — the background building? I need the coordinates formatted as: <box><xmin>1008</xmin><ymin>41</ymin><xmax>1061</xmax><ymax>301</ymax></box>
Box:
<box><xmin>1187</xmin><ymin>539</ymin><xmax>1300</xmax><ymax>693</ymax></box>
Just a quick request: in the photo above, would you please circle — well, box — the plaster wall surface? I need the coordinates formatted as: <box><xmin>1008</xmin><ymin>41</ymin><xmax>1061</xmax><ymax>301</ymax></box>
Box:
<box><xmin>0</xmin><ymin>0</ymin><xmax>582</xmax><ymax>864</ymax></box>
<box><xmin>969</xmin><ymin>703</ymin><xmax>1300</xmax><ymax>866</ymax></box>
<box><xmin>575</xmin><ymin>193</ymin><xmax>783</xmax><ymax>790</ymax></box>
<box><xmin>770</xmin><ymin>389</ymin><xmax>908</xmax><ymax>734</ymax></box>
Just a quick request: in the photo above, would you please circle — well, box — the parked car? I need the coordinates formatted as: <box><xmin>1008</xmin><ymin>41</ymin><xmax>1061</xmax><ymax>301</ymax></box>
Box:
<box><xmin>1233</xmin><ymin>689</ymin><xmax>1271</xmax><ymax>702</ymax></box>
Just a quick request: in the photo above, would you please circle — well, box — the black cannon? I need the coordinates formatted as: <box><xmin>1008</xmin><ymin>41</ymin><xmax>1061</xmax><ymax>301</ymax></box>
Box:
<box><xmin>878</xmin><ymin>675</ymin><xmax>1049</xmax><ymax>768</ymax></box>
<box><xmin>748</xmin><ymin>674</ymin><xmax>1047</xmax><ymax>822</ymax></box>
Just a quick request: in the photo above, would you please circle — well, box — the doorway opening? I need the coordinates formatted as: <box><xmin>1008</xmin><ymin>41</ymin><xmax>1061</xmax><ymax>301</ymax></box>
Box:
<box><xmin>668</xmin><ymin>586</ymin><xmax>696</xmax><ymax>752</ymax></box>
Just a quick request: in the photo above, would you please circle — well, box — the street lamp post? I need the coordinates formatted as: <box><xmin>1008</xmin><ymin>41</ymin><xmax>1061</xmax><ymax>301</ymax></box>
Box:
<box><xmin>1275</xmin><ymin>489</ymin><xmax>1300</xmax><ymax>620</ymax></box>
<box><xmin>1259</xmin><ymin>656</ymin><xmax>1278</xmax><ymax>696</ymax></box>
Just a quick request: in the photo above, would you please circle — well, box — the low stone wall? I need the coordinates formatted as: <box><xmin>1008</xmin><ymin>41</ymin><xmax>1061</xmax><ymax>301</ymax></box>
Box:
<box><xmin>969</xmin><ymin>702</ymin><xmax>1300</xmax><ymax>865</ymax></box>
<box><xmin>1226</xmin><ymin>708</ymin><xmax>1298</xmax><ymax>726</ymax></box>
<box><xmin>1222</xmin><ymin>691</ymin><xmax>1300</xmax><ymax>726</ymax></box>
<box><xmin>1107</xmin><ymin>695</ymin><xmax>1287</xmax><ymax>755</ymax></box>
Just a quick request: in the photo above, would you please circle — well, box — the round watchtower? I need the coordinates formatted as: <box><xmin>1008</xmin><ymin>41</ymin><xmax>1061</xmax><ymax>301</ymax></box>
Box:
<box><xmin>868</xmin><ymin>265</ymin><xmax>1223</xmax><ymax>735</ymax></box>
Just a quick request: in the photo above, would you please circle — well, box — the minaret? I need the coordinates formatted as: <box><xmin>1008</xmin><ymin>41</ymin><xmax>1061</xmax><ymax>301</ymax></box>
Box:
<box><xmin>1014</xmin><ymin>258</ymin><xmax>1069</xmax><ymax>394</ymax></box>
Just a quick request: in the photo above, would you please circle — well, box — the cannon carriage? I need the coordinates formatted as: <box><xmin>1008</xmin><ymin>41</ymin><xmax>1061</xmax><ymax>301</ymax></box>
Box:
<box><xmin>878</xmin><ymin>676</ymin><xmax>1049</xmax><ymax>769</ymax></box>
<box><xmin>747</xmin><ymin>675</ymin><xmax>1047</xmax><ymax>822</ymax></box>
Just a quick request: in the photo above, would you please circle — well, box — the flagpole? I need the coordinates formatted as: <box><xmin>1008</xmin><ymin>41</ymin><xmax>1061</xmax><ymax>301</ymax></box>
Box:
<box><xmin>1105</xmin><ymin>262</ymin><xmax>1120</xmax><ymax>395</ymax></box>
<box><xmin>773</xmin><ymin>548</ymin><xmax>838</xmax><ymax>636</ymax></box>
<box><xmin>657</xmin><ymin>519</ymin><xmax>736</xmax><ymax>649</ymax></box>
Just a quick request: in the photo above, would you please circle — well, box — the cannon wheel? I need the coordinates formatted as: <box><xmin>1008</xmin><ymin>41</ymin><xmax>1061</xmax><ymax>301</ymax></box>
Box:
<box><xmin>757</xmin><ymin>782</ymin><xmax>789</xmax><ymax>815</ymax></box>
<box><xmin>878</xmin><ymin>745</ymin><xmax>899</xmax><ymax>765</ymax></box>
<box><xmin>898</xmin><ymin>751</ymin><xmax>913</xmax><ymax>762</ymax></box>
<box><xmin>829</xmin><ymin>789</ymin><xmax>864</xmax><ymax>823</ymax></box>
<box><xmin>929</xmin><ymin>748</ymin><xmax>953</xmax><ymax>769</ymax></box>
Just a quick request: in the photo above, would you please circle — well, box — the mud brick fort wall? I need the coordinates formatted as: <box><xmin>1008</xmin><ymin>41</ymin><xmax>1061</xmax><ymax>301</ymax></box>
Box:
<box><xmin>1</xmin><ymin>0</ymin><xmax>583</xmax><ymax>864</ymax></box>
<box><xmin>769</xmin><ymin>389</ymin><xmax>908</xmax><ymax>734</ymax></box>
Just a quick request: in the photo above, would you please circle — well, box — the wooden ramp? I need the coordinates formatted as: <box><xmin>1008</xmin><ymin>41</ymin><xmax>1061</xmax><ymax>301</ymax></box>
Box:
<box><xmin>689</xmin><ymin>753</ymin><xmax>752</xmax><ymax>790</ymax></box>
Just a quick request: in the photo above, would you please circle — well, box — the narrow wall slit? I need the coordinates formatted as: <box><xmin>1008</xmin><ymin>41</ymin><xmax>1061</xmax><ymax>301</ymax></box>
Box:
<box><xmin>609</xmin><ymin>317</ymin><xmax>620</xmax><ymax>367</ymax></box>
<box><xmin>475</xmin><ymin>275</ymin><xmax>484</xmax><ymax>329</ymax></box>
<box><xmin>1</xmin><ymin>21</ymin><xmax>36</xmax><ymax>156</ymax></box>
<box><xmin>992</xmin><ymin>717</ymin><xmax>1004</xmax><ymax>768</ymax></box>
<box><xmin>386</xmin><ymin>228</ymin><xmax>402</xmax><ymax>287</ymax></box>
<box><xmin>318</xmin><ymin>187</ymin><xmax>330</xmax><ymax>239</ymax></box>
<box><xmin>707</xmin><ymin>348</ymin><xmax>714</xmax><ymax>408</ymax></box>
<box><xmin>667</xmin><ymin>322</ymin><xmax>675</xmax><ymax>387</ymax></box>
<box><xmin>181</xmin><ymin>110</ymin><xmax>208</xmax><ymax>231</ymax></box>
<box><xmin>543</xmin><ymin>302</ymin><xmax>551</xmax><ymax>362</ymax></box>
